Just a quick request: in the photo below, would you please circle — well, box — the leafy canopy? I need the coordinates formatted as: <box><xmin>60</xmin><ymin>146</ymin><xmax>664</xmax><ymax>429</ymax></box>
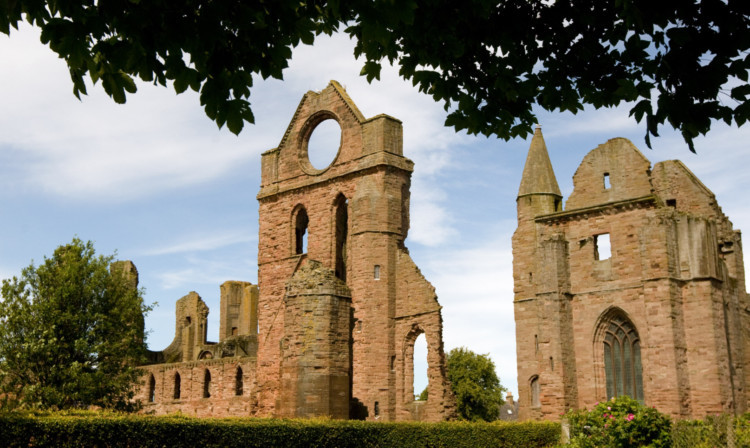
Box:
<box><xmin>2</xmin><ymin>0</ymin><xmax>749</xmax><ymax>150</ymax></box>
<box><xmin>445</xmin><ymin>347</ymin><xmax>506</xmax><ymax>422</ymax></box>
<box><xmin>0</xmin><ymin>238</ymin><xmax>151</xmax><ymax>411</ymax></box>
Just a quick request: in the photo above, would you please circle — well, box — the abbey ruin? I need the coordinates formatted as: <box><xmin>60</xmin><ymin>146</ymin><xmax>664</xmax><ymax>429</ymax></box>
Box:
<box><xmin>134</xmin><ymin>81</ymin><xmax>456</xmax><ymax>421</ymax></box>
<box><xmin>513</xmin><ymin>128</ymin><xmax>750</xmax><ymax>420</ymax></box>
<box><xmin>131</xmin><ymin>82</ymin><xmax>749</xmax><ymax>422</ymax></box>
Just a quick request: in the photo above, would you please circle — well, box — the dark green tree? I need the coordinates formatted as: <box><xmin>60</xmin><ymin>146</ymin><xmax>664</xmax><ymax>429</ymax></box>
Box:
<box><xmin>445</xmin><ymin>347</ymin><xmax>506</xmax><ymax>422</ymax></box>
<box><xmin>2</xmin><ymin>0</ymin><xmax>749</xmax><ymax>150</ymax></box>
<box><xmin>0</xmin><ymin>238</ymin><xmax>150</xmax><ymax>410</ymax></box>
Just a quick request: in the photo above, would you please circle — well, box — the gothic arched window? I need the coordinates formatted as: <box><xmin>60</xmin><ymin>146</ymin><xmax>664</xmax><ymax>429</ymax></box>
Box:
<box><xmin>530</xmin><ymin>375</ymin><xmax>540</xmax><ymax>408</ymax></box>
<box><xmin>602</xmin><ymin>313</ymin><xmax>643</xmax><ymax>401</ymax></box>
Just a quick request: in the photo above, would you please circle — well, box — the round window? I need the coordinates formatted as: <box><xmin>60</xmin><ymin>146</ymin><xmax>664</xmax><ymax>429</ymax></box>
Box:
<box><xmin>306</xmin><ymin>118</ymin><xmax>341</xmax><ymax>170</ymax></box>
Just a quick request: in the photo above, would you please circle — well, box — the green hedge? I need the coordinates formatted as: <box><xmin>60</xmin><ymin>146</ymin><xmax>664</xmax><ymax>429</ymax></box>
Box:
<box><xmin>0</xmin><ymin>412</ymin><xmax>560</xmax><ymax>448</ymax></box>
<box><xmin>672</xmin><ymin>413</ymin><xmax>750</xmax><ymax>448</ymax></box>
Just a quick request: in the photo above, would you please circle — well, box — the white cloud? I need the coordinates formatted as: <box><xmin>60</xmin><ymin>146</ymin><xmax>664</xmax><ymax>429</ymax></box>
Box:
<box><xmin>152</xmin><ymin>253</ymin><xmax>256</xmax><ymax>291</ymax></box>
<box><xmin>0</xmin><ymin>25</ymin><xmax>262</xmax><ymax>201</ymax></box>
<box><xmin>538</xmin><ymin>104</ymin><xmax>639</xmax><ymax>139</ymax></box>
<box><xmin>139</xmin><ymin>231</ymin><xmax>257</xmax><ymax>256</ymax></box>
<box><xmin>417</xmin><ymin>228</ymin><xmax>519</xmax><ymax>396</ymax></box>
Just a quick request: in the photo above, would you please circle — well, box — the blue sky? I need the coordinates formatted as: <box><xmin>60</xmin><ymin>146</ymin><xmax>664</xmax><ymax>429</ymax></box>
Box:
<box><xmin>2</xmin><ymin>24</ymin><xmax>749</xmax><ymax>400</ymax></box>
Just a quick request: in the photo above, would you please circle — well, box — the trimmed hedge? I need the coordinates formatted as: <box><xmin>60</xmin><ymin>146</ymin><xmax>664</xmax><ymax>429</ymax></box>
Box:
<box><xmin>0</xmin><ymin>412</ymin><xmax>560</xmax><ymax>448</ymax></box>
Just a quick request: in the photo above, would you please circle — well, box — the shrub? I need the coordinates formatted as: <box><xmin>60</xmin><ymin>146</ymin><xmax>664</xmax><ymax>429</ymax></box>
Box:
<box><xmin>0</xmin><ymin>412</ymin><xmax>561</xmax><ymax>448</ymax></box>
<box><xmin>565</xmin><ymin>396</ymin><xmax>671</xmax><ymax>448</ymax></box>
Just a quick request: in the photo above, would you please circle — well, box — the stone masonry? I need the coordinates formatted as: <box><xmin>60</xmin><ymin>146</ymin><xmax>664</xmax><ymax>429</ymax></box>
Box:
<box><xmin>513</xmin><ymin>128</ymin><xmax>750</xmax><ymax>420</ymax></box>
<box><xmin>135</xmin><ymin>81</ymin><xmax>455</xmax><ymax>421</ymax></box>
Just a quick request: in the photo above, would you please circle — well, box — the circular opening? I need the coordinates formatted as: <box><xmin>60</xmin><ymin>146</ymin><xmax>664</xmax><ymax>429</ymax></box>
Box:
<box><xmin>306</xmin><ymin>118</ymin><xmax>341</xmax><ymax>170</ymax></box>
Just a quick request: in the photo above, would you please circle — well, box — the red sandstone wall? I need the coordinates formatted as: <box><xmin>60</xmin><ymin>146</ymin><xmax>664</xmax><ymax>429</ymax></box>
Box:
<box><xmin>256</xmin><ymin>81</ymin><xmax>453</xmax><ymax>421</ymax></box>
<box><xmin>514</xmin><ymin>137</ymin><xmax>749</xmax><ymax>421</ymax></box>
<box><xmin>138</xmin><ymin>358</ymin><xmax>257</xmax><ymax>417</ymax></box>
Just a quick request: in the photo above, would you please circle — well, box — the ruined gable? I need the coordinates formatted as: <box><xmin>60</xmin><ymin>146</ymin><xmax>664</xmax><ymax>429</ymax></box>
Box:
<box><xmin>256</xmin><ymin>81</ymin><xmax>455</xmax><ymax>421</ymax></box>
<box><xmin>513</xmin><ymin>134</ymin><xmax>750</xmax><ymax>421</ymax></box>
<box><xmin>565</xmin><ymin>138</ymin><xmax>653</xmax><ymax>209</ymax></box>
<box><xmin>136</xmin><ymin>81</ymin><xmax>454</xmax><ymax>421</ymax></box>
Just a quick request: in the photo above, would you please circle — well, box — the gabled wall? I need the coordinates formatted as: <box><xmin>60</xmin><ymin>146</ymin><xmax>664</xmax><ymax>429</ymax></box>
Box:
<box><xmin>514</xmin><ymin>136</ymin><xmax>750</xmax><ymax>420</ymax></box>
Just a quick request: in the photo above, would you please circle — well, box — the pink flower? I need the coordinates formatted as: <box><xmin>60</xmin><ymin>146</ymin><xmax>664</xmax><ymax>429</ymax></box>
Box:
<box><xmin>626</xmin><ymin>413</ymin><xmax>635</xmax><ymax>421</ymax></box>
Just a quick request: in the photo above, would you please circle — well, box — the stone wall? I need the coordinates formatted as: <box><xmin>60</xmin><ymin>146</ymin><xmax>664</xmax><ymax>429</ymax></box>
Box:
<box><xmin>136</xmin><ymin>81</ymin><xmax>454</xmax><ymax>421</ymax></box>
<box><xmin>256</xmin><ymin>81</ymin><xmax>454</xmax><ymax>421</ymax></box>
<box><xmin>514</xmin><ymin>134</ymin><xmax>750</xmax><ymax>420</ymax></box>
<box><xmin>138</xmin><ymin>358</ymin><xmax>257</xmax><ymax>417</ymax></box>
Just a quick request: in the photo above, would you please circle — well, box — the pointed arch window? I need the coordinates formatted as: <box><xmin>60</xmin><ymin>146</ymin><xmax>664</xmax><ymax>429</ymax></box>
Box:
<box><xmin>602</xmin><ymin>313</ymin><xmax>643</xmax><ymax>401</ymax></box>
<box><xmin>530</xmin><ymin>375</ymin><xmax>540</xmax><ymax>408</ymax></box>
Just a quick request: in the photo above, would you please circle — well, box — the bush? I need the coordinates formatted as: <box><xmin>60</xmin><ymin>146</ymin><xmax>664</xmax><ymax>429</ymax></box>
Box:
<box><xmin>565</xmin><ymin>396</ymin><xmax>671</xmax><ymax>448</ymax></box>
<box><xmin>672</xmin><ymin>413</ymin><xmax>750</xmax><ymax>448</ymax></box>
<box><xmin>0</xmin><ymin>411</ymin><xmax>561</xmax><ymax>448</ymax></box>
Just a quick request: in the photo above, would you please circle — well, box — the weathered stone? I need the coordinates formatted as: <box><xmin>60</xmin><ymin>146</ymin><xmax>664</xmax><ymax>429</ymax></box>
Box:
<box><xmin>256</xmin><ymin>81</ymin><xmax>455</xmax><ymax>421</ymax></box>
<box><xmin>278</xmin><ymin>260</ymin><xmax>352</xmax><ymax>418</ymax></box>
<box><xmin>513</xmin><ymin>131</ymin><xmax>750</xmax><ymax>420</ymax></box>
<box><xmin>135</xmin><ymin>81</ymin><xmax>455</xmax><ymax>421</ymax></box>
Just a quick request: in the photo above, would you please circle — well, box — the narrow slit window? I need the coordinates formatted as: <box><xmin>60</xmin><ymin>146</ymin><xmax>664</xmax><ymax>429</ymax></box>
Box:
<box><xmin>603</xmin><ymin>173</ymin><xmax>611</xmax><ymax>189</ymax></box>
<box><xmin>334</xmin><ymin>195</ymin><xmax>348</xmax><ymax>280</ymax></box>
<box><xmin>148</xmin><ymin>374</ymin><xmax>156</xmax><ymax>403</ymax></box>
<box><xmin>374</xmin><ymin>265</ymin><xmax>381</xmax><ymax>280</ymax></box>
<box><xmin>595</xmin><ymin>233</ymin><xmax>611</xmax><ymax>260</ymax></box>
<box><xmin>235</xmin><ymin>367</ymin><xmax>244</xmax><ymax>396</ymax></box>
<box><xmin>173</xmin><ymin>372</ymin><xmax>181</xmax><ymax>399</ymax></box>
<box><xmin>294</xmin><ymin>207</ymin><xmax>309</xmax><ymax>255</ymax></box>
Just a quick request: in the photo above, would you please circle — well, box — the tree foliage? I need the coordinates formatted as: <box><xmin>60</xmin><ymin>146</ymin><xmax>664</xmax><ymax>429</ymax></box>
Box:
<box><xmin>2</xmin><ymin>1</ymin><xmax>749</xmax><ymax>150</ymax></box>
<box><xmin>446</xmin><ymin>347</ymin><xmax>506</xmax><ymax>422</ymax></box>
<box><xmin>0</xmin><ymin>239</ymin><xmax>150</xmax><ymax>411</ymax></box>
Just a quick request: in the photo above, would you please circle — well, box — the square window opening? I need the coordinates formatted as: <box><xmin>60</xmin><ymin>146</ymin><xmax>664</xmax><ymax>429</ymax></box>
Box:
<box><xmin>595</xmin><ymin>233</ymin><xmax>611</xmax><ymax>260</ymax></box>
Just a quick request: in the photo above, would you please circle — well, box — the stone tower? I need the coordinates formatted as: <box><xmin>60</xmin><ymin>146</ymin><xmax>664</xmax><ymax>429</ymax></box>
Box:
<box><xmin>513</xmin><ymin>133</ymin><xmax>750</xmax><ymax>420</ymax></box>
<box><xmin>256</xmin><ymin>81</ymin><xmax>455</xmax><ymax>421</ymax></box>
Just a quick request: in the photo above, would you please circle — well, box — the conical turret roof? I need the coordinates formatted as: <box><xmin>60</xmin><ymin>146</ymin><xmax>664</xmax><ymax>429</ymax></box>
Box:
<box><xmin>518</xmin><ymin>126</ymin><xmax>561</xmax><ymax>198</ymax></box>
